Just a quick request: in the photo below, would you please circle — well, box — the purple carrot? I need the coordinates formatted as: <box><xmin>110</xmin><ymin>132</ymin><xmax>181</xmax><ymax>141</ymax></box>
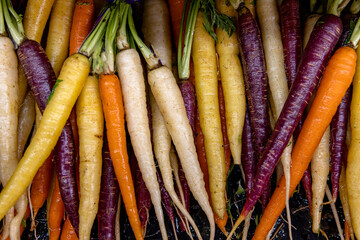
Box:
<box><xmin>179</xmin><ymin>80</ymin><xmax>196</xmax><ymax>137</ymax></box>
<box><xmin>241</xmin><ymin>109</ymin><xmax>256</xmax><ymax>197</ymax></box>
<box><xmin>130</xmin><ymin>149</ymin><xmax>151</xmax><ymax>232</ymax></box>
<box><xmin>236</xmin><ymin>5</ymin><xmax>271</xmax><ymax>157</ymax></box>
<box><xmin>156</xmin><ymin>168</ymin><xmax>175</xmax><ymax>223</ymax></box>
<box><xmin>98</xmin><ymin>135</ymin><xmax>120</xmax><ymax>240</ymax></box>
<box><xmin>280</xmin><ymin>0</ymin><xmax>302</xmax><ymax>89</ymax></box>
<box><xmin>330</xmin><ymin>14</ymin><xmax>357</xmax><ymax>201</ymax></box>
<box><xmin>239</xmin><ymin>14</ymin><xmax>342</xmax><ymax>219</ymax></box>
<box><xmin>177</xmin><ymin>163</ymin><xmax>190</xmax><ymax>232</ymax></box>
<box><xmin>302</xmin><ymin>167</ymin><xmax>313</xmax><ymax>214</ymax></box>
<box><xmin>331</xmin><ymin>87</ymin><xmax>352</xmax><ymax>201</ymax></box>
<box><xmin>17</xmin><ymin>39</ymin><xmax>80</xmax><ymax>235</ymax></box>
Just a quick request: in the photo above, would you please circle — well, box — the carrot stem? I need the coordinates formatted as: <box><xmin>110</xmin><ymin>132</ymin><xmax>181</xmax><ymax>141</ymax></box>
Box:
<box><xmin>1</xmin><ymin>0</ymin><xmax>24</xmax><ymax>44</ymax></box>
<box><xmin>78</xmin><ymin>7</ymin><xmax>111</xmax><ymax>57</ymax></box>
<box><xmin>0</xmin><ymin>0</ymin><xmax>3</xmax><ymax>34</ymax></box>
<box><xmin>116</xmin><ymin>3</ymin><xmax>129</xmax><ymax>50</ymax></box>
<box><xmin>127</xmin><ymin>7</ymin><xmax>160</xmax><ymax>69</ymax></box>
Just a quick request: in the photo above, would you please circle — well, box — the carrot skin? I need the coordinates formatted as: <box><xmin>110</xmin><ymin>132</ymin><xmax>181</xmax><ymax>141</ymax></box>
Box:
<box><xmin>17</xmin><ymin>39</ymin><xmax>56</xmax><ymax>111</ymax></box>
<box><xmin>48</xmin><ymin>176</ymin><xmax>65</xmax><ymax>240</ymax></box>
<box><xmin>301</xmin><ymin>167</ymin><xmax>313</xmax><ymax>213</ymax></box>
<box><xmin>61</xmin><ymin>216</ymin><xmax>78</xmax><ymax>240</ymax></box>
<box><xmin>18</xmin><ymin>39</ymin><xmax>80</xmax><ymax>234</ymax></box>
<box><xmin>179</xmin><ymin>81</ymin><xmax>196</xmax><ymax>137</ymax></box>
<box><xmin>98</xmin><ymin>136</ymin><xmax>120</xmax><ymax>240</ymax></box>
<box><xmin>253</xmin><ymin>45</ymin><xmax>356</xmax><ymax>239</ymax></box>
<box><xmin>331</xmin><ymin>87</ymin><xmax>352</xmax><ymax>201</ymax></box>
<box><xmin>241</xmin><ymin>109</ymin><xmax>256</xmax><ymax>197</ymax></box>
<box><xmin>241</xmin><ymin>14</ymin><xmax>342</xmax><ymax>218</ymax></box>
<box><xmin>236</xmin><ymin>5</ymin><xmax>271</xmax><ymax>157</ymax></box>
<box><xmin>69</xmin><ymin>0</ymin><xmax>95</xmax><ymax>55</ymax></box>
<box><xmin>130</xmin><ymin>150</ymin><xmax>151</xmax><ymax>234</ymax></box>
<box><xmin>280</xmin><ymin>0</ymin><xmax>301</xmax><ymax>89</ymax></box>
<box><xmin>54</xmin><ymin>121</ymin><xmax>79</xmax><ymax>235</ymax></box>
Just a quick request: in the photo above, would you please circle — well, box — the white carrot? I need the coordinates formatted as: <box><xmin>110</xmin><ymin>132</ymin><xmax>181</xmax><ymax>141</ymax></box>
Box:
<box><xmin>0</xmin><ymin>36</ymin><xmax>19</xmax><ymax>240</ymax></box>
<box><xmin>257</xmin><ymin>1</ymin><xmax>294</xmax><ymax>238</ymax></box>
<box><xmin>116</xmin><ymin>49</ymin><xmax>167</xmax><ymax>240</ymax></box>
<box><xmin>311</xmin><ymin>126</ymin><xmax>331</xmax><ymax>233</ymax></box>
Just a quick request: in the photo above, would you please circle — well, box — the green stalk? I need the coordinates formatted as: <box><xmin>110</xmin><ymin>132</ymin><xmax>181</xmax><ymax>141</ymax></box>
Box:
<box><xmin>327</xmin><ymin>0</ymin><xmax>350</xmax><ymax>16</ymax></box>
<box><xmin>1</xmin><ymin>0</ymin><xmax>24</xmax><ymax>44</ymax></box>
<box><xmin>117</xmin><ymin>3</ymin><xmax>130</xmax><ymax>51</ymax></box>
<box><xmin>92</xmin><ymin>40</ymin><xmax>104</xmax><ymax>75</ymax></box>
<box><xmin>103</xmin><ymin>3</ymin><xmax>120</xmax><ymax>74</ymax></box>
<box><xmin>8</xmin><ymin>0</ymin><xmax>24</xmax><ymax>36</ymax></box>
<box><xmin>127</xmin><ymin>7</ymin><xmax>160</xmax><ymax>70</ymax></box>
<box><xmin>351</xmin><ymin>0</ymin><xmax>360</xmax><ymax>14</ymax></box>
<box><xmin>178</xmin><ymin>0</ymin><xmax>200</xmax><ymax>80</ymax></box>
<box><xmin>349</xmin><ymin>17</ymin><xmax>360</xmax><ymax>48</ymax></box>
<box><xmin>79</xmin><ymin>7</ymin><xmax>111</xmax><ymax>57</ymax></box>
<box><xmin>0</xmin><ymin>0</ymin><xmax>4</xmax><ymax>35</ymax></box>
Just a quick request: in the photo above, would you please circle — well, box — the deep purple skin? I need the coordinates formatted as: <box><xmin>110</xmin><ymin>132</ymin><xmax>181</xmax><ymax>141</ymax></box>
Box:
<box><xmin>54</xmin><ymin>122</ymin><xmax>79</xmax><ymax>234</ymax></box>
<box><xmin>301</xmin><ymin>168</ymin><xmax>312</xmax><ymax>213</ymax></box>
<box><xmin>280</xmin><ymin>0</ymin><xmax>302</xmax><ymax>89</ymax></box>
<box><xmin>178</xmin><ymin>164</ymin><xmax>190</xmax><ymax>231</ymax></box>
<box><xmin>330</xmin><ymin>87</ymin><xmax>351</xmax><ymax>201</ymax></box>
<box><xmin>130</xmin><ymin>149</ymin><xmax>151</xmax><ymax>229</ymax></box>
<box><xmin>236</xmin><ymin>5</ymin><xmax>271</xmax><ymax>158</ymax></box>
<box><xmin>98</xmin><ymin>136</ymin><xmax>120</xmax><ymax>240</ymax></box>
<box><xmin>178</xmin><ymin>80</ymin><xmax>196</xmax><ymax>138</ymax></box>
<box><xmin>17</xmin><ymin>39</ymin><xmax>56</xmax><ymax>111</ymax></box>
<box><xmin>241</xmin><ymin>14</ymin><xmax>343</xmax><ymax>217</ymax></box>
<box><xmin>17</xmin><ymin>39</ymin><xmax>80</xmax><ymax>235</ymax></box>
<box><xmin>241</xmin><ymin>110</ymin><xmax>256</xmax><ymax>198</ymax></box>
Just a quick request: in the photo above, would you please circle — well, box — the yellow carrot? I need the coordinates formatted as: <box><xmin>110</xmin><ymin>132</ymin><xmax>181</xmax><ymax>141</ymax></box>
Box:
<box><xmin>215</xmin><ymin>0</ymin><xmax>245</xmax><ymax>165</ymax></box>
<box><xmin>77</xmin><ymin>75</ymin><xmax>103</xmax><ymax>240</ymax></box>
<box><xmin>0</xmin><ymin>53</ymin><xmax>90</xmax><ymax>220</ymax></box>
<box><xmin>192</xmin><ymin>12</ymin><xmax>226</xmax><ymax>219</ymax></box>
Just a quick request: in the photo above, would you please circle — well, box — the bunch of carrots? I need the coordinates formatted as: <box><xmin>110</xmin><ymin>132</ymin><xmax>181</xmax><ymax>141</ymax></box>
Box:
<box><xmin>1</xmin><ymin>0</ymin><xmax>360</xmax><ymax>239</ymax></box>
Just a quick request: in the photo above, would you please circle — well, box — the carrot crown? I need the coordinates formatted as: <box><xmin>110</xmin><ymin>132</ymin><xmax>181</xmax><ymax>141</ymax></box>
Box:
<box><xmin>79</xmin><ymin>7</ymin><xmax>111</xmax><ymax>57</ymax></box>
<box><xmin>177</xmin><ymin>0</ymin><xmax>235</xmax><ymax>80</ymax></box>
<box><xmin>351</xmin><ymin>0</ymin><xmax>360</xmax><ymax>14</ymax></box>
<box><xmin>1</xmin><ymin>0</ymin><xmax>24</xmax><ymax>44</ymax></box>
<box><xmin>127</xmin><ymin>5</ymin><xmax>161</xmax><ymax>70</ymax></box>
<box><xmin>116</xmin><ymin>3</ymin><xmax>130</xmax><ymax>51</ymax></box>
<box><xmin>327</xmin><ymin>0</ymin><xmax>351</xmax><ymax>16</ymax></box>
<box><xmin>349</xmin><ymin>16</ymin><xmax>360</xmax><ymax>48</ymax></box>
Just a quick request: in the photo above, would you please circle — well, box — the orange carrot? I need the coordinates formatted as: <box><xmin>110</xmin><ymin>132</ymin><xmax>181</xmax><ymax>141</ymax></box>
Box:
<box><xmin>251</xmin><ymin>46</ymin><xmax>356</xmax><ymax>240</ymax></box>
<box><xmin>48</xmin><ymin>176</ymin><xmax>65</xmax><ymax>240</ymax></box>
<box><xmin>30</xmin><ymin>153</ymin><xmax>53</xmax><ymax>218</ymax></box>
<box><xmin>345</xmin><ymin>220</ymin><xmax>350</xmax><ymax>240</ymax></box>
<box><xmin>167</xmin><ymin>0</ymin><xmax>186</xmax><ymax>50</ymax></box>
<box><xmin>99</xmin><ymin>73</ymin><xmax>143</xmax><ymax>240</ymax></box>
<box><xmin>69</xmin><ymin>0</ymin><xmax>95</xmax><ymax>55</ymax></box>
<box><xmin>61</xmin><ymin>216</ymin><xmax>78</xmax><ymax>240</ymax></box>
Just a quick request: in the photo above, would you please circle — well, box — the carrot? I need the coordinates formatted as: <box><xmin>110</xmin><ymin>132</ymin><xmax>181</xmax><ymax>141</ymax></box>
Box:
<box><xmin>311</xmin><ymin>126</ymin><xmax>330</xmax><ymax>233</ymax></box>
<box><xmin>61</xmin><ymin>216</ymin><xmax>78</xmax><ymax>240</ymax></box>
<box><xmin>98</xmin><ymin>134</ymin><xmax>120</xmax><ymax>240</ymax></box>
<box><xmin>227</xmin><ymin>14</ymin><xmax>343</xmax><ymax>238</ymax></box>
<box><xmin>167</xmin><ymin>0</ymin><xmax>186</xmax><ymax>51</ymax></box>
<box><xmin>347</xmin><ymin>43</ymin><xmax>360</xmax><ymax>240</ymax></box>
<box><xmin>23</xmin><ymin>0</ymin><xmax>55</xmax><ymax>42</ymax></box>
<box><xmin>303</xmin><ymin>14</ymin><xmax>322</xmax><ymax>49</ymax></box>
<box><xmin>192</xmin><ymin>11</ymin><xmax>226</xmax><ymax>219</ymax></box>
<box><xmin>302</xmin><ymin>168</ymin><xmax>313</xmax><ymax>214</ymax></box>
<box><xmin>128</xmin><ymin>5</ymin><xmax>216</xmax><ymax>238</ymax></box>
<box><xmin>99</xmin><ymin>73</ymin><xmax>143</xmax><ymax>240</ymax></box>
<box><xmin>252</xmin><ymin>45</ymin><xmax>356</xmax><ymax>240</ymax></box>
<box><xmin>0</xmin><ymin>52</ymin><xmax>90</xmax><ymax>221</ymax></box>
<box><xmin>130</xmin><ymin>149</ymin><xmax>151</xmax><ymax>235</ymax></box>
<box><xmin>215</xmin><ymin>0</ymin><xmax>245</xmax><ymax>166</ymax></box>
<box><xmin>0</xmin><ymin>20</ymin><xmax>19</xmax><ymax>239</ymax></box>
<box><xmin>69</xmin><ymin>0</ymin><xmax>95</xmax><ymax>55</ymax></box>
<box><xmin>46</xmin><ymin>0</ymin><xmax>76</xmax><ymax>76</ymax></box>
<box><xmin>340</xmin><ymin>164</ymin><xmax>355</xmax><ymax>240</ymax></box>
<box><xmin>76</xmin><ymin>75</ymin><xmax>103</xmax><ymax>240</ymax></box>
<box><xmin>48</xmin><ymin>176</ymin><xmax>65</xmax><ymax>240</ymax></box>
